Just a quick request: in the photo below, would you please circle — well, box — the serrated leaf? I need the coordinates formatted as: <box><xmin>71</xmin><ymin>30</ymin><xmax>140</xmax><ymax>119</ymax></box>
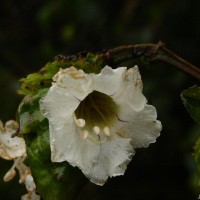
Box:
<box><xmin>181</xmin><ymin>86</ymin><xmax>200</xmax><ymax>123</ymax></box>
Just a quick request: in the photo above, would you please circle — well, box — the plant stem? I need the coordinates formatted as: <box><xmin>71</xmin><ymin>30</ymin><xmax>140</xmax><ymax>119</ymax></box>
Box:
<box><xmin>99</xmin><ymin>41</ymin><xmax>200</xmax><ymax>80</ymax></box>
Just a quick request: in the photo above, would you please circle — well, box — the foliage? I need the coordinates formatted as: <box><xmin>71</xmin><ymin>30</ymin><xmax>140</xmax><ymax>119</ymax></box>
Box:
<box><xmin>18</xmin><ymin>53</ymin><xmax>103</xmax><ymax>96</ymax></box>
<box><xmin>182</xmin><ymin>86</ymin><xmax>200</xmax><ymax>190</ymax></box>
<box><xmin>181</xmin><ymin>86</ymin><xmax>200</xmax><ymax>124</ymax></box>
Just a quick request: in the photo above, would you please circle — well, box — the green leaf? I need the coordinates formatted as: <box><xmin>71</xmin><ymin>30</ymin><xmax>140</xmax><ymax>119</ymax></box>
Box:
<box><xmin>18</xmin><ymin>54</ymin><xmax>104</xmax><ymax>96</ymax></box>
<box><xmin>194</xmin><ymin>137</ymin><xmax>200</xmax><ymax>187</ymax></box>
<box><xmin>18</xmin><ymin>88</ymin><xmax>48</xmax><ymax>134</ymax></box>
<box><xmin>181</xmin><ymin>86</ymin><xmax>200</xmax><ymax>123</ymax></box>
<box><xmin>18</xmin><ymin>62</ymin><xmax>64</xmax><ymax>96</ymax></box>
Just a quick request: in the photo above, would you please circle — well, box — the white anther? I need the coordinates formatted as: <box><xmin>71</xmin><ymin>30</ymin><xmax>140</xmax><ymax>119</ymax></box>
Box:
<box><xmin>82</xmin><ymin>130</ymin><xmax>89</xmax><ymax>140</ymax></box>
<box><xmin>103</xmin><ymin>127</ymin><xmax>110</xmax><ymax>137</ymax></box>
<box><xmin>3</xmin><ymin>169</ymin><xmax>16</xmax><ymax>182</ymax></box>
<box><xmin>76</xmin><ymin>118</ymin><xmax>85</xmax><ymax>128</ymax></box>
<box><xmin>93</xmin><ymin>126</ymin><xmax>100</xmax><ymax>135</ymax></box>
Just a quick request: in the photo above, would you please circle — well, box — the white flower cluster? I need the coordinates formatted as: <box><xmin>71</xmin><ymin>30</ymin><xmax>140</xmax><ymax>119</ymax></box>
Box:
<box><xmin>40</xmin><ymin>65</ymin><xmax>162</xmax><ymax>185</ymax></box>
<box><xmin>0</xmin><ymin>120</ymin><xmax>40</xmax><ymax>200</ymax></box>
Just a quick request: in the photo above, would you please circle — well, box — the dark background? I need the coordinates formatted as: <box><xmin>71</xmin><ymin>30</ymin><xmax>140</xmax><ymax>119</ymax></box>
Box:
<box><xmin>0</xmin><ymin>0</ymin><xmax>200</xmax><ymax>199</ymax></box>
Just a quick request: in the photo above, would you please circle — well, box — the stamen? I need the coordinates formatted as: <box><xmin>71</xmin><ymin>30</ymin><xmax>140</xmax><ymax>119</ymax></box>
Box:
<box><xmin>93</xmin><ymin>126</ymin><xmax>100</xmax><ymax>135</ymax></box>
<box><xmin>103</xmin><ymin>127</ymin><xmax>111</xmax><ymax>137</ymax></box>
<box><xmin>76</xmin><ymin>118</ymin><xmax>85</xmax><ymax>128</ymax></box>
<box><xmin>3</xmin><ymin>169</ymin><xmax>16</xmax><ymax>182</ymax></box>
<box><xmin>81</xmin><ymin>130</ymin><xmax>89</xmax><ymax>140</ymax></box>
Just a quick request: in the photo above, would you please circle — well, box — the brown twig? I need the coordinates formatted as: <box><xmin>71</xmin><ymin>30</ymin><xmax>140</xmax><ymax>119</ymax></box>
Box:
<box><xmin>99</xmin><ymin>41</ymin><xmax>200</xmax><ymax>80</ymax></box>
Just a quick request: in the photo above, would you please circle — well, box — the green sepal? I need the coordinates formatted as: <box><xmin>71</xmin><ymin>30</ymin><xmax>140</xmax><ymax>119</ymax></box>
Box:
<box><xmin>24</xmin><ymin>119</ymin><xmax>88</xmax><ymax>200</ymax></box>
<box><xmin>181</xmin><ymin>86</ymin><xmax>200</xmax><ymax>123</ymax></box>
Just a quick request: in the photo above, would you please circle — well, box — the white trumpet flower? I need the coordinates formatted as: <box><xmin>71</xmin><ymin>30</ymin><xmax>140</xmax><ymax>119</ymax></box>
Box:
<box><xmin>40</xmin><ymin>65</ymin><xmax>162</xmax><ymax>185</ymax></box>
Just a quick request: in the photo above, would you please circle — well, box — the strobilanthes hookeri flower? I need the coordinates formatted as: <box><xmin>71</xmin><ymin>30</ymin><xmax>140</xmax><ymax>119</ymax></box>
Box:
<box><xmin>39</xmin><ymin>65</ymin><xmax>162</xmax><ymax>185</ymax></box>
<box><xmin>0</xmin><ymin>120</ymin><xmax>40</xmax><ymax>200</ymax></box>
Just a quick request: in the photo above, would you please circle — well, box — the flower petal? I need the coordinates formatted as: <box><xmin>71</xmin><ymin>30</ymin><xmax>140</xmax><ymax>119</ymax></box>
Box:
<box><xmin>49</xmin><ymin>117</ymin><xmax>134</xmax><ymax>185</ymax></box>
<box><xmin>49</xmin><ymin>117</ymin><xmax>100</xmax><ymax>175</ymax></box>
<box><xmin>40</xmin><ymin>84</ymin><xmax>80</xmax><ymax>120</ymax></box>
<box><xmin>113</xmin><ymin>66</ymin><xmax>147</xmax><ymax>112</ymax></box>
<box><xmin>40</xmin><ymin>67</ymin><xmax>93</xmax><ymax>121</ymax></box>
<box><xmin>117</xmin><ymin>105</ymin><xmax>161</xmax><ymax>148</ymax></box>
<box><xmin>93</xmin><ymin>66</ymin><xmax>127</xmax><ymax>96</ymax></box>
<box><xmin>85</xmin><ymin>135</ymin><xmax>134</xmax><ymax>185</ymax></box>
<box><xmin>53</xmin><ymin>66</ymin><xmax>93</xmax><ymax>100</ymax></box>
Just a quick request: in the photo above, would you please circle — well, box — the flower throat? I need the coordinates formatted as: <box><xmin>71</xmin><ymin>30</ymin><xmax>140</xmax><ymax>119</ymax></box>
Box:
<box><xmin>75</xmin><ymin>91</ymin><xmax>118</xmax><ymax>129</ymax></box>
